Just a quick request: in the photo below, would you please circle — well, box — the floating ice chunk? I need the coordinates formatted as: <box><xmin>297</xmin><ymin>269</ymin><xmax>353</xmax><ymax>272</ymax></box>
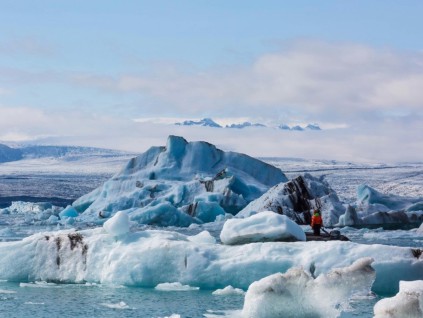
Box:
<box><xmin>101</xmin><ymin>301</ymin><xmax>130</xmax><ymax>309</ymax></box>
<box><xmin>212</xmin><ymin>285</ymin><xmax>245</xmax><ymax>296</ymax></box>
<box><xmin>220</xmin><ymin>211</ymin><xmax>306</xmax><ymax>245</ymax></box>
<box><xmin>103</xmin><ymin>211</ymin><xmax>130</xmax><ymax>237</ymax></box>
<box><xmin>20</xmin><ymin>281</ymin><xmax>60</xmax><ymax>288</ymax></box>
<box><xmin>374</xmin><ymin>280</ymin><xmax>423</xmax><ymax>318</ymax></box>
<box><xmin>0</xmin><ymin>289</ymin><xmax>16</xmax><ymax>294</ymax></box>
<box><xmin>242</xmin><ymin>257</ymin><xmax>375</xmax><ymax>318</ymax></box>
<box><xmin>59</xmin><ymin>205</ymin><xmax>78</xmax><ymax>219</ymax></box>
<box><xmin>154</xmin><ymin>282</ymin><xmax>200</xmax><ymax>291</ymax></box>
<box><xmin>187</xmin><ymin>231</ymin><xmax>216</xmax><ymax>245</ymax></box>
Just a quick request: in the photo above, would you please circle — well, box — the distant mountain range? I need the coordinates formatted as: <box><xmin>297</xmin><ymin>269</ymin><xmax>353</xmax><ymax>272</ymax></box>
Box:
<box><xmin>175</xmin><ymin>118</ymin><xmax>321</xmax><ymax>131</ymax></box>
<box><xmin>279</xmin><ymin>123</ymin><xmax>321</xmax><ymax>131</ymax></box>
<box><xmin>0</xmin><ymin>144</ymin><xmax>131</xmax><ymax>164</ymax></box>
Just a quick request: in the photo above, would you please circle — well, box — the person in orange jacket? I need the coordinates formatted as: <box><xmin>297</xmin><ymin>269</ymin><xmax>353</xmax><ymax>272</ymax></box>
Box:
<box><xmin>311</xmin><ymin>209</ymin><xmax>323</xmax><ymax>236</ymax></box>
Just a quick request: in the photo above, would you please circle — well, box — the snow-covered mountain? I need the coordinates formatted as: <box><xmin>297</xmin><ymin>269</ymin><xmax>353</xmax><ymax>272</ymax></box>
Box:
<box><xmin>226</xmin><ymin>122</ymin><xmax>267</xmax><ymax>129</ymax></box>
<box><xmin>174</xmin><ymin>118</ymin><xmax>321</xmax><ymax>130</ymax></box>
<box><xmin>278</xmin><ymin>123</ymin><xmax>322</xmax><ymax>131</ymax></box>
<box><xmin>0</xmin><ymin>144</ymin><xmax>130</xmax><ymax>163</ymax></box>
<box><xmin>175</xmin><ymin>118</ymin><xmax>222</xmax><ymax>128</ymax></box>
<box><xmin>0</xmin><ymin>144</ymin><xmax>23</xmax><ymax>163</ymax></box>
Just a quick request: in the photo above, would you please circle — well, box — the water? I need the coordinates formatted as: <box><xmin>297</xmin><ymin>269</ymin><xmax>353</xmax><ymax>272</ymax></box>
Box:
<box><xmin>0</xmin><ymin>280</ymin><xmax>382</xmax><ymax>318</ymax></box>
<box><xmin>0</xmin><ymin>281</ymin><xmax>244</xmax><ymax>318</ymax></box>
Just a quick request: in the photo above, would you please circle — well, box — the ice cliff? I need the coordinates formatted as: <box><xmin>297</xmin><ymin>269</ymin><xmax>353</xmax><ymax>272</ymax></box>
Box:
<box><xmin>72</xmin><ymin>136</ymin><xmax>288</xmax><ymax>225</ymax></box>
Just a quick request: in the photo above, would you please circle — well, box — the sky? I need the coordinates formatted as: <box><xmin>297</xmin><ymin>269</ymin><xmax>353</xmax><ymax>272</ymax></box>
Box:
<box><xmin>0</xmin><ymin>1</ymin><xmax>422</xmax><ymax>163</ymax></box>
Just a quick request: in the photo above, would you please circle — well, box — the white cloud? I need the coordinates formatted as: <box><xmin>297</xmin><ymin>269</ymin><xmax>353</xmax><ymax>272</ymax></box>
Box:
<box><xmin>1</xmin><ymin>40</ymin><xmax>422</xmax><ymax>163</ymax></box>
<box><xmin>73</xmin><ymin>40</ymin><xmax>423</xmax><ymax>123</ymax></box>
<box><xmin>0</xmin><ymin>105</ymin><xmax>421</xmax><ymax>163</ymax></box>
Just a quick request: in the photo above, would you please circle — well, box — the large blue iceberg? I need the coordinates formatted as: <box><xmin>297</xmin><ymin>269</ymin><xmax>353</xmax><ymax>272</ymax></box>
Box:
<box><xmin>72</xmin><ymin>136</ymin><xmax>288</xmax><ymax>225</ymax></box>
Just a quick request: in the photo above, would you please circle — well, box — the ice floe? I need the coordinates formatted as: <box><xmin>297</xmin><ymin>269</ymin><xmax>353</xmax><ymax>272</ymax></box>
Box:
<box><xmin>212</xmin><ymin>285</ymin><xmax>245</xmax><ymax>296</ymax></box>
<box><xmin>155</xmin><ymin>282</ymin><xmax>200</xmax><ymax>291</ymax></box>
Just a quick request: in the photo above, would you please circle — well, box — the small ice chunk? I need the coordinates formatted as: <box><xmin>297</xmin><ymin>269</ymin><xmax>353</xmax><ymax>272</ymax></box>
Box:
<box><xmin>20</xmin><ymin>281</ymin><xmax>60</xmax><ymax>288</ymax></box>
<box><xmin>212</xmin><ymin>285</ymin><xmax>245</xmax><ymax>296</ymax></box>
<box><xmin>187</xmin><ymin>231</ymin><xmax>216</xmax><ymax>245</ymax></box>
<box><xmin>0</xmin><ymin>289</ymin><xmax>16</xmax><ymax>294</ymax></box>
<box><xmin>220</xmin><ymin>211</ymin><xmax>306</xmax><ymax>245</ymax></box>
<box><xmin>242</xmin><ymin>257</ymin><xmax>375</xmax><ymax>318</ymax></box>
<box><xmin>101</xmin><ymin>301</ymin><xmax>130</xmax><ymax>309</ymax></box>
<box><xmin>374</xmin><ymin>280</ymin><xmax>423</xmax><ymax>318</ymax></box>
<box><xmin>103</xmin><ymin>211</ymin><xmax>130</xmax><ymax>237</ymax></box>
<box><xmin>47</xmin><ymin>215</ymin><xmax>59</xmax><ymax>224</ymax></box>
<box><xmin>155</xmin><ymin>282</ymin><xmax>200</xmax><ymax>291</ymax></box>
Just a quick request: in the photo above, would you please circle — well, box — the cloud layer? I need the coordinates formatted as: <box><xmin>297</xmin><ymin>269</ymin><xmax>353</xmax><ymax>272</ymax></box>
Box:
<box><xmin>0</xmin><ymin>40</ymin><xmax>422</xmax><ymax>163</ymax></box>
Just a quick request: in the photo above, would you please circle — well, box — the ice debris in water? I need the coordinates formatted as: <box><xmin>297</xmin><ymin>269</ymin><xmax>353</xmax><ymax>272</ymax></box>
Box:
<box><xmin>103</xmin><ymin>211</ymin><xmax>130</xmax><ymax>237</ymax></box>
<box><xmin>100</xmin><ymin>301</ymin><xmax>130</xmax><ymax>309</ymax></box>
<box><xmin>154</xmin><ymin>282</ymin><xmax>200</xmax><ymax>291</ymax></box>
<box><xmin>212</xmin><ymin>285</ymin><xmax>245</xmax><ymax>296</ymax></box>
<box><xmin>242</xmin><ymin>257</ymin><xmax>376</xmax><ymax>318</ymax></box>
<box><xmin>220</xmin><ymin>211</ymin><xmax>306</xmax><ymax>245</ymax></box>
<box><xmin>374</xmin><ymin>280</ymin><xmax>423</xmax><ymax>318</ymax></box>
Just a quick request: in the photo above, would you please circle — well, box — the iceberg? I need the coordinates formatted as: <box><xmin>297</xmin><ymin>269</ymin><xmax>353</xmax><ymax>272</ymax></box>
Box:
<box><xmin>374</xmin><ymin>280</ymin><xmax>423</xmax><ymax>318</ymax></box>
<box><xmin>73</xmin><ymin>136</ymin><xmax>287</xmax><ymax>226</ymax></box>
<box><xmin>238</xmin><ymin>174</ymin><xmax>345</xmax><ymax>226</ymax></box>
<box><xmin>0</xmin><ymin>226</ymin><xmax>421</xmax><ymax>295</ymax></box>
<box><xmin>220</xmin><ymin>211</ymin><xmax>306</xmax><ymax>245</ymax></box>
<box><xmin>356</xmin><ymin>185</ymin><xmax>423</xmax><ymax>224</ymax></box>
<box><xmin>242</xmin><ymin>258</ymin><xmax>375</xmax><ymax>318</ymax></box>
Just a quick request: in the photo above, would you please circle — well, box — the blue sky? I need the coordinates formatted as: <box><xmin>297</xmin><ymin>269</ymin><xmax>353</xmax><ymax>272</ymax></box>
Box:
<box><xmin>0</xmin><ymin>1</ymin><xmax>422</xmax><ymax>162</ymax></box>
